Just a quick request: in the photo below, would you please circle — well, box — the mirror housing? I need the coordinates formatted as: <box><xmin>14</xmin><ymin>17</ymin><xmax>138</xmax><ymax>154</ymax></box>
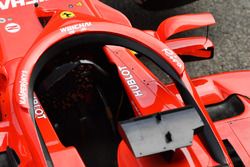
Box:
<box><xmin>156</xmin><ymin>13</ymin><xmax>215</xmax><ymax>61</ymax></box>
<box><xmin>165</xmin><ymin>36</ymin><xmax>214</xmax><ymax>61</ymax></box>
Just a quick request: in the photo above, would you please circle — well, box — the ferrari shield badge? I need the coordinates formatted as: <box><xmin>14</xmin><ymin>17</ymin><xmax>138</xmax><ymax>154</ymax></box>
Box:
<box><xmin>60</xmin><ymin>11</ymin><xmax>75</xmax><ymax>19</ymax></box>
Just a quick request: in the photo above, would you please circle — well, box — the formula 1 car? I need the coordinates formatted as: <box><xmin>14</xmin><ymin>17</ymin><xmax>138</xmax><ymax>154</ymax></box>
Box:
<box><xmin>0</xmin><ymin>0</ymin><xmax>249</xmax><ymax>166</ymax></box>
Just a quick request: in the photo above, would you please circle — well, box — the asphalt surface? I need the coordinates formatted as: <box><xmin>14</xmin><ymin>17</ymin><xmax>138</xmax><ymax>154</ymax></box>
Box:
<box><xmin>101</xmin><ymin>0</ymin><xmax>250</xmax><ymax>78</ymax></box>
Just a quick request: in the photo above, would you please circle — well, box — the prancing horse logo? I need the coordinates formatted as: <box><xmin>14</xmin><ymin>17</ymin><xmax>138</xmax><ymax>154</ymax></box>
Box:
<box><xmin>60</xmin><ymin>11</ymin><xmax>75</xmax><ymax>19</ymax></box>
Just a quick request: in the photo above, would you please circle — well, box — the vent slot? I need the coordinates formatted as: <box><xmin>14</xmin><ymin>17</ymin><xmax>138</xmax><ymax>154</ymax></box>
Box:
<box><xmin>205</xmin><ymin>95</ymin><xmax>244</xmax><ymax>122</ymax></box>
<box><xmin>0</xmin><ymin>147</ymin><xmax>20</xmax><ymax>167</ymax></box>
<box><xmin>38</xmin><ymin>17</ymin><xmax>52</xmax><ymax>28</ymax></box>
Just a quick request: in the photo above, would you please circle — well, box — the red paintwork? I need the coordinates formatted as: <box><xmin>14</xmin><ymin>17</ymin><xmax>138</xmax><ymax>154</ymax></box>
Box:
<box><xmin>156</xmin><ymin>13</ymin><xmax>215</xmax><ymax>60</ymax></box>
<box><xmin>165</xmin><ymin>37</ymin><xmax>214</xmax><ymax>59</ymax></box>
<box><xmin>0</xmin><ymin>0</ymin><xmax>249</xmax><ymax>166</ymax></box>
<box><xmin>156</xmin><ymin>13</ymin><xmax>215</xmax><ymax>41</ymax></box>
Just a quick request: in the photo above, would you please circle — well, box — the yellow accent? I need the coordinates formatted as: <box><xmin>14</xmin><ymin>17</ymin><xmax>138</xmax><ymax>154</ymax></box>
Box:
<box><xmin>130</xmin><ymin>50</ymin><xmax>137</xmax><ymax>55</ymax></box>
<box><xmin>76</xmin><ymin>2</ymin><xmax>83</xmax><ymax>7</ymax></box>
<box><xmin>60</xmin><ymin>11</ymin><xmax>75</xmax><ymax>19</ymax></box>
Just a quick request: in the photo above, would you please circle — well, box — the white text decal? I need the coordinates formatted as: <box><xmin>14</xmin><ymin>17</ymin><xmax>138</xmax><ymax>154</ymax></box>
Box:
<box><xmin>33</xmin><ymin>96</ymin><xmax>46</xmax><ymax>119</ymax></box>
<box><xmin>0</xmin><ymin>0</ymin><xmax>47</xmax><ymax>10</ymax></box>
<box><xmin>18</xmin><ymin>70</ymin><xmax>28</xmax><ymax>105</ymax></box>
<box><xmin>162</xmin><ymin>48</ymin><xmax>182</xmax><ymax>68</ymax></box>
<box><xmin>119</xmin><ymin>66</ymin><xmax>143</xmax><ymax>97</ymax></box>
<box><xmin>60</xmin><ymin>22</ymin><xmax>92</xmax><ymax>34</ymax></box>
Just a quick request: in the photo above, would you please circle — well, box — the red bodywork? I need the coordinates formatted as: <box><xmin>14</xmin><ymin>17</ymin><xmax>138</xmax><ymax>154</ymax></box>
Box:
<box><xmin>0</xmin><ymin>0</ymin><xmax>249</xmax><ymax>166</ymax></box>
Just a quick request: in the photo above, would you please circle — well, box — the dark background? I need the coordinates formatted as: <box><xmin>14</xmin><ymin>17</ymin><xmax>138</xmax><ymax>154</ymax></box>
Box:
<box><xmin>101</xmin><ymin>0</ymin><xmax>250</xmax><ymax>78</ymax></box>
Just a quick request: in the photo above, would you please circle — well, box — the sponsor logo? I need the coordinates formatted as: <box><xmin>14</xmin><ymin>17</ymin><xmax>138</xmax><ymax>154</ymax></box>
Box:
<box><xmin>60</xmin><ymin>11</ymin><xmax>75</xmax><ymax>19</ymax></box>
<box><xmin>7</xmin><ymin>17</ymin><xmax>13</xmax><ymax>21</ymax></box>
<box><xmin>5</xmin><ymin>22</ymin><xmax>20</xmax><ymax>33</ymax></box>
<box><xmin>119</xmin><ymin>66</ymin><xmax>143</xmax><ymax>97</ymax></box>
<box><xmin>0</xmin><ymin>0</ymin><xmax>47</xmax><ymax>10</ymax></box>
<box><xmin>33</xmin><ymin>96</ymin><xmax>46</xmax><ymax>119</ymax></box>
<box><xmin>162</xmin><ymin>48</ymin><xmax>182</xmax><ymax>68</ymax></box>
<box><xmin>60</xmin><ymin>22</ymin><xmax>92</xmax><ymax>34</ymax></box>
<box><xmin>18</xmin><ymin>70</ymin><xmax>28</xmax><ymax>105</ymax></box>
<box><xmin>0</xmin><ymin>18</ymin><xmax>6</xmax><ymax>23</ymax></box>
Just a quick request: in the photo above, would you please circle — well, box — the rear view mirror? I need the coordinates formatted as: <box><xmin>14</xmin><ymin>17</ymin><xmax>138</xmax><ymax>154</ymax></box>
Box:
<box><xmin>156</xmin><ymin>13</ymin><xmax>215</xmax><ymax>61</ymax></box>
<box><xmin>165</xmin><ymin>36</ymin><xmax>214</xmax><ymax>61</ymax></box>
